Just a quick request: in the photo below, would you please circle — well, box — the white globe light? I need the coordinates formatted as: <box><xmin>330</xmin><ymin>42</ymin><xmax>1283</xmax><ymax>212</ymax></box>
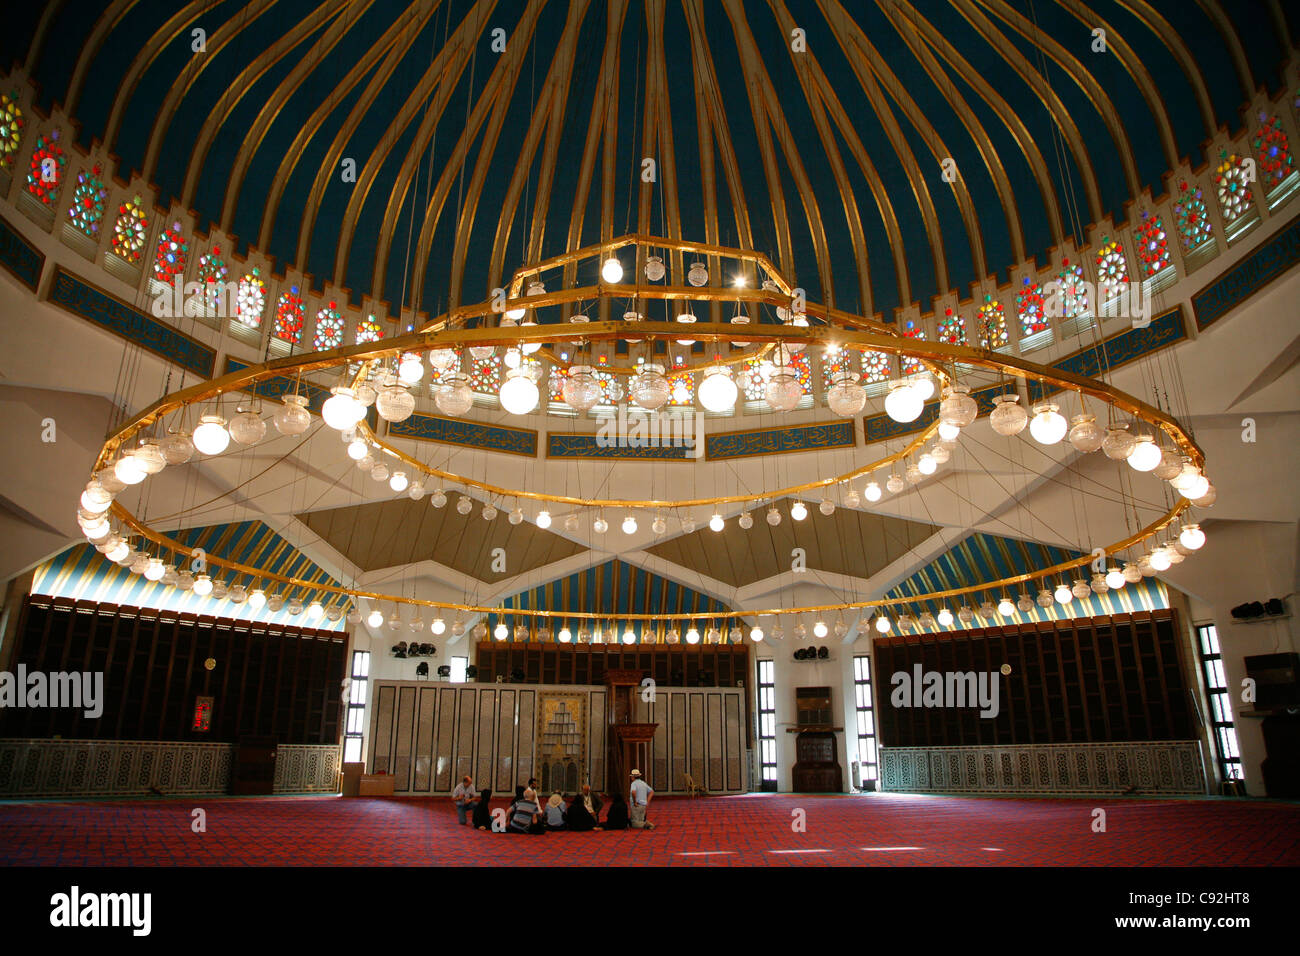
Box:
<box><xmin>990</xmin><ymin>395</ymin><xmax>1028</xmax><ymax>436</ymax></box>
<box><xmin>1149</xmin><ymin>549</ymin><xmax>1172</xmax><ymax>571</ymax></box>
<box><xmin>812</xmin><ymin>621</ymin><xmax>828</xmax><ymax>638</ymax></box>
<box><xmin>1029</xmin><ymin>403</ymin><xmax>1068</xmax><ymax>445</ymax></box>
<box><xmin>790</xmin><ymin>501</ymin><xmax>808</xmax><ymax>521</ymax></box>
<box><xmin>644</xmin><ymin>255</ymin><xmax>666</xmax><ymax>281</ymax></box>
<box><xmin>1180</xmin><ymin>475</ymin><xmax>1210</xmax><ymax>500</ymax></box>
<box><xmin>494</xmin><ymin>623</ymin><xmax>508</xmax><ymax>641</ymax></box>
<box><xmin>429</xmin><ymin>348</ymin><xmax>459</xmax><ymax>372</ymax></box>
<box><xmin>601</xmin><ymin>256</ymin><xmax>624</xmax><ymax>283</ymax></box>
<box><xmin>1180</xmin><ymin>524</ymin><xmax>1206</xmax><ymax>550</ymax></box>
<box><xmin>347</xmin><ymin>438</ymin><xmax>368</xmax><ymax>460</ymax></box>
<box><xmin>910</xmin><ymin>376</ymin><xmax>935</xmax><ymax>401</ymax></box>
<box><xmin>621</xmin><ymin>626</ymin><xmax>636</xmax><ymax>645</ymax></box>
<box><xmin>431</xmin><ymin>618</ymin><xmax>446</xmax><ymax>635</ymax></box>
<box><xmin>435</xmin><ymin>374</ymin><xmax>474</xmax><ymax>417</ymax></box>
<box><xmin>367</xmin><ymin>609</ymin><xmax>384</xmax><ymax>628</ymax></box>
<box><xmin>622</xmin><ymin>514</ymin><xmax>638</xmax><ymax>535</ymax></box>
<box><xmin>106</xmin><ymin>540</ymin><xmax>130</xmax><ymax>563</ymax></box>
<box><xmin>247</xmin><ymin>589</ymin><xmax>266</xmax><ymax>609</ymax></box>
<box><xmin>864</xmin><ymin>481</ymin><xmax>882</xmax><ymax>502</ymax></box>
<box><xmin>192</xmin><ymin>574</ymin><xmax>213</xmax><ymax>596</ymax></box>
<box><xmin>917</xmin><ymin>454</ymin><xmax>937</xmax><ymax>475</ymax></box>
<box><xmin>593</xmin><ymin>516</ymin><xmax>609</xmax><ymax>533</ymax></box>
<box><xmin>307</xmin><ymin>601</ymin><xmax>324</xmax><ymax>620</ymax></box>
<box><xmin>997</xmin><ymin>598</ymin><xmax>1015</xmax><ymax>616</ymax></box>
<box><xmin>563</xmin><ymin>366</ymin><xmax>603</xmax><ymax>412</ymax></box>
<box><xmin>750</xmin><ymin>626</ymin><xmax>764</xmax><ymax>642</ymax></box>
<box><xmin>698</xmin><ymin>366</ymin><xmax>738</xmax><ymax>413</ymax></box>
<box><xmin>875</xmin><ymin>615</ymin><xmax>892</xmax><ymax>633</ymax></box>
<box><xmin>322</xmin><ymin>387</ymin><xmax>365</xmax><ymax>431</ymax></box>
<box><xmin>1105</xmin><ymin>567</ymin><xmax>1127</xmax><ymax>589</ymax></box>
<box><xmin>709</xmin><ymin>513</ymin><xmax>724</xmax><ymax>532</ymax></box>
<box><xmin>886</xmin><ymin>474</ymin><xmax>905</xmax><ymax>494</ymax></box>
<box><xmin>134</xmin><ymin>440</ymin><xmax>166</xmax><ymax>474</ymax></box>
<box><xmin>819</xmin><ymin>498</ymin><xmax>835</xmax><ymax>515</ymax></box>
<box><xmin>937</xmin><ymin>421</ymin><xmax>961</xmax><ymax>442</ymax></box>
<box><xmin>81</xmin><ymin>483</ymin><xmax>113</xmax><ymax>514</ymax></box>
<box><xmin>499</xmin><ymin>368</ymin><xmax>539</xmax><ymax>415</ymax></box>
<box><xmin>536</xmin><ymin>510</ymin><xmax>552</xmax><ymax>529</ymax></box>
<box><xmin>192</xmin><ymin>415</ymin><xmax>231</xmax><ymax>456</ymax></box>
<box><xmin>398</xmin><ymin>355</ymin><xmax>424</xmax><ymax>384</ymax></box>
<box><xmin>685</xmin><ymin>627</ymin><xmax>701</xmax><ymax>644</ymax></box>
<box><xmin>144</xmin><ymin>558</ymin><xmax>166</xmax><ymax>581</ymax></box>
<box><xmin>884</xmin><ymin>381</ymin><xmax>923</xmax><ymax>423</ymax></box>
<box><xmin>1054</xmin><ymin>584</ymin><xmax>1073</xmax><ymax>604</ymax></box>
<box><xmin>389</xmin><ymin>471</ymin><xmax>408</xmax><ymax>493</ymax></box>
<box><xmin>558</xmin><ymin>627</ymin><xmax>572</xmax><ymax>643</ymax></box>
<box><xmin>937</xmin><ymin>608</ymin><xmax>954</xmax><ymax>627</ymax></box>
<box><xmin>1127</xmin><ymin>435</ymin><xmax>1162</xmax><ymax>472</ymax></box>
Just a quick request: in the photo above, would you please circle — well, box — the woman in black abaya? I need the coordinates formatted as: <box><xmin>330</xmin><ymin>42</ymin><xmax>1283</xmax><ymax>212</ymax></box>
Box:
<box><xmin>472</xmin><ymin>788</ymin><xmax>493</xmax><ymax>831</ymax></box>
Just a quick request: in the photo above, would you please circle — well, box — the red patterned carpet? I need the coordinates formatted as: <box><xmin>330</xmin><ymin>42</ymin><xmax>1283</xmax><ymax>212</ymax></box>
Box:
<box><xmin>2</xmin><ymin>793</ymin><xmax>1297</xmax><ymax>866</ymax></box>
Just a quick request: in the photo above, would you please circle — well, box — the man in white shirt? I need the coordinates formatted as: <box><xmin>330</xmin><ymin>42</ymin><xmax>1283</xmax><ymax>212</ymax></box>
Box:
<box><xmin>451</xmin><ymin>775</ymin><xmax>479</xmax><ymax>825</ymax></box>
<box><xmin>629</xmin><ymin>769</ymin><xmax>655</xmax><ymax>830</ymax></box>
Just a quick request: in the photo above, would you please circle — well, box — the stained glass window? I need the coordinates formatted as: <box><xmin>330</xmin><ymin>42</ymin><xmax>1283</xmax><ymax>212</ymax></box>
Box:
<box><xmin>109</xmin><ymin>195</ymin><xmax>148</xmax><ymax>264</ymax></box>
<box><xmin>153</xmin><ymin>222</ymin><xmax>188</xmax><ymax>283</ymax></box>
<box><xmin>273</xmin><ymin>287</ymin><xmax>304</xmax><ymax>345</ymax></box>
<box><xmin>666</xmin><ymin>364</ymin><xmax>694</xmax><ymax>406</ymax></box>
<box><xmin>1094</xmin><ymin>238</ymin><xmax>1129</xmax><ymax>298</ymax></box>
<box><xmin>977</xmin><ymin>297</ymin><xmax>1008</xmax><ymax>349</ymax></box>
<box><xmin>741</xmin><ymin>357</ymin><xmax>772</xmax><ymax>402</ymax></box>
<box><xmin>0</xmin><ymin>92</ymin><xmax>23</xmax><ymax>170</ymax></box>
<box><xmin>25</xmin><ymin>130</ymin><xmax>65</xmax><ymax>204</ymax></box>
<box><xmin>1214</xmin><ymin>152</ymin><xmax>1254</xmax><ymax>223</ymax></box>
<box><xmin>547</xmin><ymin>366</ymin><xmax>565</xmax><ymax>402</ymax></box>
<box><xmin>195</xmin><ymin>246</ymin><xmax>229</xmax><ymax>313</ymax></box>
<box><xmin>590</xmin><ymin>358</ymin><xmax>620</xmax><ymax>403</ymax></box>
<box><xmin>356</xmin><ymin>315</ymin><xmax>384</xmax><ymax>344</ymax></box>
<box><xmin>821</xmin><ymin>346</ymin><xmax>857</xmax><ymax>390</ymax></box>
<box><xmin>469</xmin><ymin>353</ymin><xmax>502</xmax><ymax>392</ymax></box>
<box><xmin>1253</xmin><ymin>112</ymin><xmax>1295</xmax><ymax>193</ymax></box>
<box><xmin>1135</xmin><ymin>213</ymin><xmax>1170</xmax><ymax>277</ymax></box>
<box><xmin>1174</xmin><ymin>180</ymin><xmax>1213</xmax><ymax>253</ymax></box>
<box><xmin>936</xmin><ymin>308</ymin><xmax>966</xmax><ymax>345</ymax></box>
<box><xmin>235</xmin><ymin>269</ymin><xmax>265</xmax><ymax>329</ymax></box>
<box><xmin>314</xmin><ymin>303</ymin><xmax>344</xmax><ymax>350</ymax></box>
<box><xmin>1050</xmin><ymin>261</ymin><xmax>1089</xmax><ymax>321</ymax></box>
<box><xmin>861</xmin><ymin>350</ymin><xmax>890</xmax><ymax>384</ymax></box>
<box><xmin>900</xmin><ymin>320</ymin><xmax>925</xmax><ymax>374</ymax></box>
<box><xmin>1016</xmin><ymin>279</ymin><xmax>1048</xmax><ymax>335</ymax></box>
<box><xmin>66</xmin><ymin>164</ymin><xmax>107</xmax><ymax>237</ymax></box>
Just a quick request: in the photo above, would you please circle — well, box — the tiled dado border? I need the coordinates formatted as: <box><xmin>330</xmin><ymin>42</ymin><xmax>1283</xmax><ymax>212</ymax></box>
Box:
<box><xmin>0</xmin><ymin>739</ymin><xmax>340</xmax><ymax>797</ymax></box>
<box><xmin>880</xmin><ymin>740</ymin><xmax>1206</xmax><ymax>795</ymax></box>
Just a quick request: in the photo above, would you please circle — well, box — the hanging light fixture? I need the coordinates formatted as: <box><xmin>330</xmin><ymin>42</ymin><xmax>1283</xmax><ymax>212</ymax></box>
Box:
<box><xmin>622</xmin><ymin>514</ymin><xmax>638</xmax><ymax>535</ymax></box>
<box><xmin>1067</xmin><ymin>414</ymin><xmax>1106</xmax><ymax>453</ymax></box>
<box><xmin>321</xmin><ymin>387</ymin><xmax>365</xmax><ymax>431</ymax></box>
<box><xmin>435</xmin><ymin>374</ymin><xmax>474</xmax><ymax>416</ymax></box>
<box><xmin>376</xmin><ymin>380</ymin><xmax>415</xmax><ymax>423</ymax></box>
<box><xmin>790</xmin><ymin>500</ymin><xmax>808</xmax><ymax>521</ymax></box>
<box><xmin>367</xmin><ymin>608</ymin><xmax>384</xmax><ymax>628</ymax></box>
<box><xmin>766</xmin><ymin>506</ymin><xmax>781</xmax><ymax>526</ymax></box>
<box><xmin>652</xmin><ymin>515</ymin><xmax>667</xmax><ymax>534</ymax></box>
<box><xmin>1105</xmin><ymin>566</ymin><xmax>1127</xmax><ymax>589</ymax></box>
<box><xmin>875</xmin><ymin>614</ymin><xmax>892</xmax><ymax>633</ymax></box>
<box><xmin>1029</xmin><ymin>403</ymin><xmax>1068</xmax><ymax>445</ymax></box>
<box><xmin>644</xmin><ymin>255</ymin><xmax>666</xmax><ymax>281</ymax></box>
<box><xmin>709</xmin><ymin>513</ymin><xmax>725</xmax><ymax>532</ymax></box>
<box><xmin>687</xmin><ymin>261</ymin><xmax>708</xmax><ymax>286</ymax></box>
<box><xmin>536</xmin><ymin>510</ymin><xmax>552</xmax><ymax>529</ymax></box>
<box><xmin>192</xmin><ymin>415</ymin><xmax>231</xmax><ymax>455</ymax></box>
<box><xmin>1016</xmin><ymin>594</ymin><xmax>1035</xmax><ymax>613</ymax></box>
<box><xmin>1127</xmin><ymin>435</ymin><xmax>1162</xmax><ymax>472</ymax></box>
<box><xmin>601</xmin><ymin>256</ymin><xmax>624</xmax><ymax>283</ymax></box>
<box><xmin>563</xmin><ymin>366</ymin><xmax>603</xmax><ymax>412</ymax></box>
<box><xmin>737</xmin><ymin>511</ymin><xmax>753</xmax><ymax>529</ymax></box>
<box><xmin>674</xmin><ymin>312</ymin><xmax>697</xmax><ymax>345</ymax></box>
<box><xmin>1101</xmin><ymin>424</ymin><xmax>1136</xmax><ymax>461</ymax></box>
<box><xmin>1054</xmin><ymin>582</ymin><xmax>1073</xmax><ymax>604</ymax></box>
<box><xmin>937</xmin><ymin>608</ymin><xmax>954</xmax><ymax>627</ymax></box>
<box><xmin>631</xmin><ymin>364</ymin><xmax>670</xmax><ymax>410</ymax></box>
<box><xmin>990</xmin><ymin>394</ymin><xmax>1028</xmax><ymax>436</ymax></box>
<box><xmin>592</xmin><ymin>515</ymin><xmax>608</xmax><ymax>533</ymax></box>
<box><xmin>750</xmin><ymin>626</ymin><xmax>764</xmax><ymax>642</ymax></box>
<box><xmin>864</xmin><ymin>481</ymin><xmax>882</xmax><ymax>502</ymax></box>
<box><xmin>499</xmin><ymin>366</ymin><xmax>539</xmax><ymax>415</ymax></box>
<box><xmin>698</xmin><ymin>366</ymin><xmax>738</xmax><ymax>413</ymax></box>
<box><xmin>389</xmin><ymin>471</ymin><xmax>408</xmax><ymax>493</ymax></box>
<box><xmin>1179</xmin><ymin>524</ymin><xmax>1206</xmax><ymax>550</ymax></box>
<box><xmin>884</xmin><ymin>380</ymin><xmax>923</xmax><ymax>423</ymax></box>
<box><xmin>827</xmin><ymin>372</ymin><xmax>866</xmax><ymax>416</ymax></box>
<box><xmin>1071</xmin><ymin>578</ymin><xmax>1092</xmax><ymax>600</ymax></box>
<box><xmin>997</xmin><ymin>597</ymin><xmax>1015</xmax><ymax>616</ymax></box>
<box><xmin>886</xmin><ymin>474</ymin><xmax>905</xmax><ymax>494</ymax></box>
<box><xmin>939</xmin><ymin>385</ymin><xmax>978</xmax><ymax>428</ymax></box>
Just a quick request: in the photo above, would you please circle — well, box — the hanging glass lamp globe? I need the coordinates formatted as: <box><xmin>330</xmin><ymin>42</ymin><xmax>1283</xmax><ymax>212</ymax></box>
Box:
<box><xmin>592</xmin><ymin>515</ymin><xmax>608</xmax><ymax>533</ymax></box>
<box><xmin>990</xmin><ymin>394</ymin><xmax>1028</xmax><ymax>436</ymax></box>
<box><xmin>1067</xmin><ymin>413</ymin><xmax>1106</xmax><ymax>453</ymax></box>
<box><xmin>600</xmin><ymin>256</ymin><xmax>623</xmax><ymax>283</ymax></box>
<box><xmin>1036</xmin><ymin>589</ymin><xmax>1055</xmax><ymax>608</ymax></box>
<box><xmin>369</xmin><ymin>462</ymin><xmax>389</xmax><ymax>482</ymax></box>
<box><xmin>886</xmin><ymin>473</ymin><xmax>905</xmax><ymax>494</ymax></box>
<box><xmin>631</xmin><ymin>363</ymin><xmax>670</xmax><ymax>410</ymax></box>
<box><xmin>247</xmin><ymin>589</ymin><xmax>267</xmax><ymax>610</ymax></box>
<box><xmin>766</xmin><ymin>369</ymin><xmax>802</xmax><ymax>411</ymax></box>
<box><xmin>212</xmin><ymin>580</ymin><xmax>231</xmax><ymax>600</ymax></box>
<box><xmin>1017</xmin><ymin>594</ymin><xmax>1035</xmax><ymax>613</ymax></box>
<box><xmin>737</xmin><ymin>511</ymin><xmax>753</xmax><ymax>529</ymax></box>
<box><xmin>1029</xmin><ymin>403</ymin><xmax>1068</xmax><ymax>445</ymax></box>
<box><xmin>389</xmin><ymin>471</ymin><xmax>408</xmax><ymax>493</ymax></box>
<box><xmin>819</xmin><ymin>498</ymin><xmax>835</xmax><ymax>515</ymax></box>
<box><xmin>347</xmin><ymin>438</ymin><xmax>368</xmax><ymax>460</ymax></box>
<box><xmin>937</xmin><ymin>608</ymin><xmax>955</xmax><ymax>626</ymax></box>
<box><xmin>273</xmin><ymin>394</ymin><xmax>311</xmax><ymax>436</ymax></box>
<box><xmin>919</xmin><ymin>612</ymin><xmax>936</xmax><ymax>629</ymax></box>
<box><xmin>687</xmin><ymin>261</ymin><xmax>708</xmax><ymax>286</ymax></box>
<box><xmin>827</xmin><ymin>372</ymin><xmax>866</xmax><ymax>416</ymax></box>
<box><xmin>1149</xmin><ymin>549</ymin><xmax>1172</xmax><ymax>572</ymax></box>
<box><xmin>229</xmin><ymin>409</ymin><xmax>266</xmax><ymax>445</ymax></box>
<box><xmin>1179</xmin><ymin>524</ymin><xmax>1206</xmax><ymax>550</ymax></box>
<box><xmin>1180</xmin><ymin>474</ymin><xmax>1210</xmax><ymax>500</ymax></box>
<box><xmin>664</xmin><ymin>628</ymin><xmax>679</xmax><ymax>645</ymax></box>
<box><xmin>473</xmin><ymin>622</ymin><xmax>488</xmax><ymax>640</ymax></box>
<box><xmin>673</xmin><ymin>312</ymin><xmax>697</xmax><ymax>345</ymax></box>
<box><xmin>266</xmin><ymin>593</ymin><xmax>285</xmax><ymax>612</ymax></box>
<box><xmin>1105</xmin><ymin>567</ymin><xmax>1126</xmax><ymax>589</ymax></box>
<box><xmin>929</xmin><ymin>443</ymin><xmax>951</xmax><ymax>465</ymax></box>
<box><xmin>398</xmin><ymin>353</ymin><xmax>424</xmax><ymax>384</ymax></box>
<box><xmin>766</xmin><ymin>506</ymin><xmax>781</xmax><ymax>526</ymax></box>
<box><xmin>750</xmin><ymin>627</ymin><xmax>764</xmax><ymax>642</ymax></box>
<box><xmin>354</xmin><ymin>381</ymin><xmax>378</xmax><ymax>407</ymax></box>
<box><xmin>192</xmin><ymin>415</ymin><xmax>231</xmax><ymax>456</ymax></box>
<box><xmin>563</xmin><ymin>513</ymin><xmax>579</xmax><ymax>532</ymax></box>
<box><xmin>939</xmin><ymin>385</ymin><xmax>978</xmax><ymax>428</ymax></box>
<box><xmin>957</xmin><ymin>605</ymin><xmax>974</xmax><ymax>624</ymax></box>
<box><xmin>1137</xmin><ymin>555</ymin><xmax>1157</xmax><ymax>577</ymax></box>
<box><xmin>435</xmin><ymin>373</ymin><xmax>474</xmax><ymax>416</ymax></box>
<box><xmin>998</xmin><ymin>598</ymin><xmax>1016</xmax><ymax>616</ymax></box>
<box><xmin>96</xmin><ymin>468</ymin><xmax>128</xmax><ymax>495</ymax></box>
<box><xmin>1153</xmin><ymin>447</ymin><xmax>1184</xmax><ymax>480</ymax></box>
<box><xmin>113</xmin><ymin>451</ymin><xmax>148</xmax><ymax>485</ymax></box>
<box><xmin>1054</xmin><ymin>583</ymin><xmax>1073</xmax><ymax>604</ymax></box>
<box><xmin>652</xmin><ymin>515</ymin><xmax>667</xmax><ymax>534</ymax></box>
<box><xmin>709</xmin><ymin>513</ymin><xmax>725</xmax><ymax>532</ymax></box>
<box><xmin>322</xmin><ymin>387</ymin><xmax>364</xmax><ymax>431</ymax></box>
<box><xmin>428</xmin><ymin>348</ymin><xmax>459</xmax><ymax>373</ymax></box>
<box><xmin>494</xmin><ymin>623</ymin><xmax>508</xmax><ymax>641</ymax></box>
<box><xmin>456</xmin><ymin>495</ymin><xmax>473</xmax><ymax>515</ymax></box>
<box><xmin>1101</xmin><ymin>424</ymin><xmax>1136</xmax><ymax>460</ymax></box>
<box><xmin>1127</xmin><ymin>435</ymin><xmax>1162</xmax><ymax>472</ymax></box>
<box><xmin>622</xmin><ymin>514</ymin><xmax>638</xmax><ymax>535</ymax></box>
<box><xmin>429</xmin><ymin>488</ymin><xmax>447</xmax><ymax>508</ymax></box>
<box><xmin>376</xmin><ymin>383</ymin><xmax>415</xmax><ymax>423</ymax></box>
<box><xmin>135</xmin><ymin>439</ymin><xmax>167</xmax><ymax>474</ymax></box>
<box><xmin>910</xmin><ymin>375</ymin><xmax>936</xmax><ymax>401</ymax></box>
<box><xmin>1072</xmin><ymin>578</ymin><xmax>1092</xmax><ymax>600</ymax></box>
<box><xmin>884</xmin><ymin>380</ymin><xmax>922</xmax><ymax>423</ymax></box>
<box><xmin>790</xmin><ymin>501</ymin><xmax>808</xmax><ymax>521</ymax></box>
<box><xmin>843</xmin><ymin>487</ymin><xmax>861</xmax><ymax>508</ymax></box>
<box><xmin>80</xmin><ymin>481</ymin><xmax>113</xmax><ymax>514</ymax></box>
<box><xmin>1122</xmin><ymin>562</ymin><xmax>1142</xmax><ymax>583</ymax></box>
<box><xmin>508</xmin><ymin>506</ymin><xmax>523</xmax><ymax>524</ymax></box>
<box><xmin>864</xmin><ymin>481</ymin><xmax>882</xmax><ymax>502</ymax></box>
<box><xmin>698</xmin><ymin>366</ymin><xmax>738</xmax><ymax>413</ymax></box>
<box><xmin>917</xmin><ymin>454</ymin><xmax>937</xmax><ymax>475</ymax></box>
<box><xmin>534</xmin><ymin>509</ymin><xmax>552</xmax><ymax>529</ymax></box>
<box><xmin>499</xmin><ymin>367</ymin><xmax>539</xmax><ymax>414</ymax></box>
<box><xmin>563</xmin><ymin>366</ymin><xmax>603</xmax><ymax>412</ymax></box>
<box><xmin>644</xmin><ymin>255</ymin><xmax>666</xmax><ymax>281</ymax></box>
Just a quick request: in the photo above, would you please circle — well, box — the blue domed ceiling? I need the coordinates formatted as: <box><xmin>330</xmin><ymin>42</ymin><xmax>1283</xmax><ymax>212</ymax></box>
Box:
<box><xmin>10</xmin><ymin>0</ymin><xmax>1292</xmax><ymax>319</ymax></box>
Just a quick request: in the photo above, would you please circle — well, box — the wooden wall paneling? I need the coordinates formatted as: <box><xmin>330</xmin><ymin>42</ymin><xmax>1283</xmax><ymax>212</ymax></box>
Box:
<box><xmin>725</xmin><ymin>692</ymin><xmax>741</xmax><ymax>791</ymax></box>
<box><xmin>455</xmin><ymin>690</ymin><xmax>476</xmax><ymax>783</ymax></box>
<box><xmin>370</xmin><ymin>683</ymin><xmax>395</xmax><ymax>773</ymax></box>
<box><xmin>496</xmin><ymin>688</ymin><xmax>515</xmax><ymax>793</ymax></box>
<box><xmin>651</xmin><ymin>692</ymin><xmax>668</xmax><ymax>792</ymax></box>
<box><xmin>1051</xmin><ymin>621</ymin><xmax>1074</xmax><ymax>742</ymax></box>
<box><xmin>586</xmin><ymin>689</ymin><xmax>602</xmax><ymax>790</ymax></box>
<box><xmin>435</xmin><ymin>687</ymin><xmax>456</xmax><ymax>790</ymax></box>
<box><xmin>476</xmin><ymin>688</ymin><xmax>495</xmax><ymax>787</ymax></box>
<box><xmin>394</xmin><ymin>685</ymin><xmax>417</xmax><ymax>790</ymax></box>
<box><xmin>413</xmin><ymin>686</ymin><xmax>437</xmax><ymax>792</ymax></box>
<box><xmin>670</xmin><ymin>691</ymin><xmax>686</xmax><ymax>790</ymax></box>
<box><xmin>689</xmin><ymin>692</ymin><xmax>705</xmax><ymax>789</ymax></box>
<box><xmin>707</xmin><ymin>692</ymin><xmax>724</xmax><ymax>791</ymax></box>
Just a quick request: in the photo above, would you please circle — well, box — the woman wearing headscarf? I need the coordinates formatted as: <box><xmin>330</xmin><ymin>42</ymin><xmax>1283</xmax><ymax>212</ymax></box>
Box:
<box><xmin>566</xmin><ymin>792</ymin><xmax>598</xmax><ymax>831</ymax></box>
<box><xmin>544</xmin><ymin>792</ymin><xmax>567</xmax><ymax>830</ymax></box>
<box><xmin>603</xmin><ymin>792</ymin><xmax>630</xmax><ymax>830</ymax></box>
<box><xmin>471</xmin><ymin>788</ymin><xmax>493</xmax><ymax>831</ymax></box>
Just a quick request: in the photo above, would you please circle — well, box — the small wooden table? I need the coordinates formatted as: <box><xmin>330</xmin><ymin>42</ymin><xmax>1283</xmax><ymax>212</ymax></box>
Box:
<box><xmin>359</xmin><ymin>773</ymin><xmax>397</xmax><ymax>796</ymax></box>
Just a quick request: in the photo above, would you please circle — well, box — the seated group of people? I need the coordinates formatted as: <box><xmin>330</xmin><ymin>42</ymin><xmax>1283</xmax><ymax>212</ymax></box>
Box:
<box><xmin>452</xmin><ymin>770</ymin><xmax>655</xmax><ymax>833</ymax></box>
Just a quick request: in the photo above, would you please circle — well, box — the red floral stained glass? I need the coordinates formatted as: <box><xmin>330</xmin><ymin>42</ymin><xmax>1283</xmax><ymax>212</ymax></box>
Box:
<box><xmin>861</xmin><ymin>350</ymin><xmax>890</xmax><ymax>383</ymax></box>
<box><xmin>1253</xmin><ymin>112</ymin><xmax>1295</xmax><ymax>192</ymax></box>
<box><xmin>153</xmin><ymin>222</ymin><xmax>188</xmax><ymax>282</ymax></box>
<box><xmin>1016</xmin><ymin>279</ymin><xmax>1047</xmax><ymax>335</ymax></box>
<box><xmin>356</xmin><ymin>315</ymin><xmax>384</xmax><ymax>344</ymax></box>
<box><xmin>314</xmin><ymin>304</ymin><xmax>344</xmax><ymax>350</ymax></box>
<box><xmin>820</xmin><ymin>346</ymin><xmax>857</xmax><ymax>391</ymax></box>
<box><xmin>25</xmin><ymin>131</ymin><xmax>65</xmax><ymax>203</ymax></box>
<box><xmin>1135</xmin><ymin>212</ymin><xmax>1170</xmax><ymax>276</ymax></box>
<box><xmin>468</xmin><ymin>353</ymin><xmax>502</xmax><ymax>392</ymax></box>
<box><xmin>195</xmin><ymin>246</ymin><xmax>228</xmax><ymax>312</ymax></box>
<box><xmin>273</xmin><ymin>287</ymin><xmax>304</xmax><ymax>345</ymax></box>
<box><xmin>937</xmin><ymin>308</ymin><xmax>966</xmax><ymax>346</ymax></box>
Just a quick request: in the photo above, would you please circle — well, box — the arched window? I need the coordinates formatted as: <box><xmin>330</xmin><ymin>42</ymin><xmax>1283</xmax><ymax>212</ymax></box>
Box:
<box><xmin>1051</xmin><ymin>261</ymin><xmax>1090</xmax><ymax>321</ymax></box>
<box><xmin>356</xmin><ymin>315</ymin><xmax>384</xmax><ymax>344</ymax></box>
<box><xmin>235</xmin><ymin>269</ymin><xmax>265</xmax><ymax>329</ymax></box>
<box><xmin>314</xmin><ymin>304</ymin><xmax>344</xmax><ymax>350</ymax></box>
<box><xmin>861</xmin><ymin>350</ymin><xmax>890</xmax><ymax>384</ymax></box>
<box><xmin>1094</xmin><ymin>238</ymin><xmax>1129</xmax><ymax>299</ymax></box>
<box><xmin>195</xmin><ymin>246</ymin><xmax>228</xmax><ymax>313</ymax></box>
<box><xmin>740</xmin><ymin>356</ymin><xmax>770</xmax><ymax>402</ymax></box>
<box><xmin>0</xmin><ymin>93</ymin><xmax>24</xmax><ymax>170</ymax></box>
<box><xmin>1016</xmin><ymin>279</ymin><xmax>1048</xmax><ymax>335</ymax></box>
<box><xmin>821</xmin><ymin>346</ymin><xmax>857</xmax><ymax>391</ymax></box>
<box><xmin>1253</xmin><ymin>113</ymin><xmax>1295</xmax><ymax>194</ymax></box>
<box><xmin>900</xmin><ymin>320</ymin><xmax>925</xmax><ymax>375</ymax></box>
<box><xmin>110</xmin><ymin>196</ymin><xmax>149</xmax><ymax>264</ymax></box>
<box><xmin>1135</xmin><ymin>213</ymin><xmax>1170</xmax><ymax>277</ymax></box>
<box><xmin>468</xmin><ymin>352</ymin><xmax>502</xmax><ymax>393</ymax></box>
<box><xmin>666</xmin><ymin>364</ymin><xmax>693</xmax><ymax>406</ymax></box>
<box><xmin>66</xmin><ymin>164</ymin><xmax>107</xmax><ymax>237</ymax></box>
<box><xmin>1173</xmin><ymin>180</ymin><xmax>1213</xmax><ymax>253</ymax></box>
<box><xmin>152</xmin><ymin>222</ymin><xmax>188</xmax><ymax>283</ymax></box>
<box><xmin>273</xmin><ymin>288</ymin><xmax>304</xmax><ymax>345</ymax></box>
<box><xmin>937</xmin><ymin>308</ymin><xmax>966</xmax><ymax>345</ymax></box>
<box><xmin>977</xmin><ymin>298</ymin><xmax>1008</xmax><ymax>349</ymax></box>
<box><xmin>25</xmin><ymin>131</ymin><xmax>65</xmax><ymax>203</ymax></box>
<box><xmin>1213</xmin><ymin>152</ymin><xmax>1254</xmax><ymax>223</ymax></box>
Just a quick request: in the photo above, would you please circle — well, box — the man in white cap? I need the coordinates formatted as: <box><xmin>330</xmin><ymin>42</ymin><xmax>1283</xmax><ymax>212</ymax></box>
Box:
<box><xmin>629</xmin><ymin>769</ymin><xmax>655</xmax><ymax>830</ymax></box>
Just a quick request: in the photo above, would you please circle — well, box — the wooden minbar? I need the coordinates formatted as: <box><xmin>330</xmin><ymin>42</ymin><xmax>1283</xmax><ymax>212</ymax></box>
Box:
<box><xmin>605</xmin><ymin>668</ymin><xmax>657</xmax><ymax>794</ymax></box>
